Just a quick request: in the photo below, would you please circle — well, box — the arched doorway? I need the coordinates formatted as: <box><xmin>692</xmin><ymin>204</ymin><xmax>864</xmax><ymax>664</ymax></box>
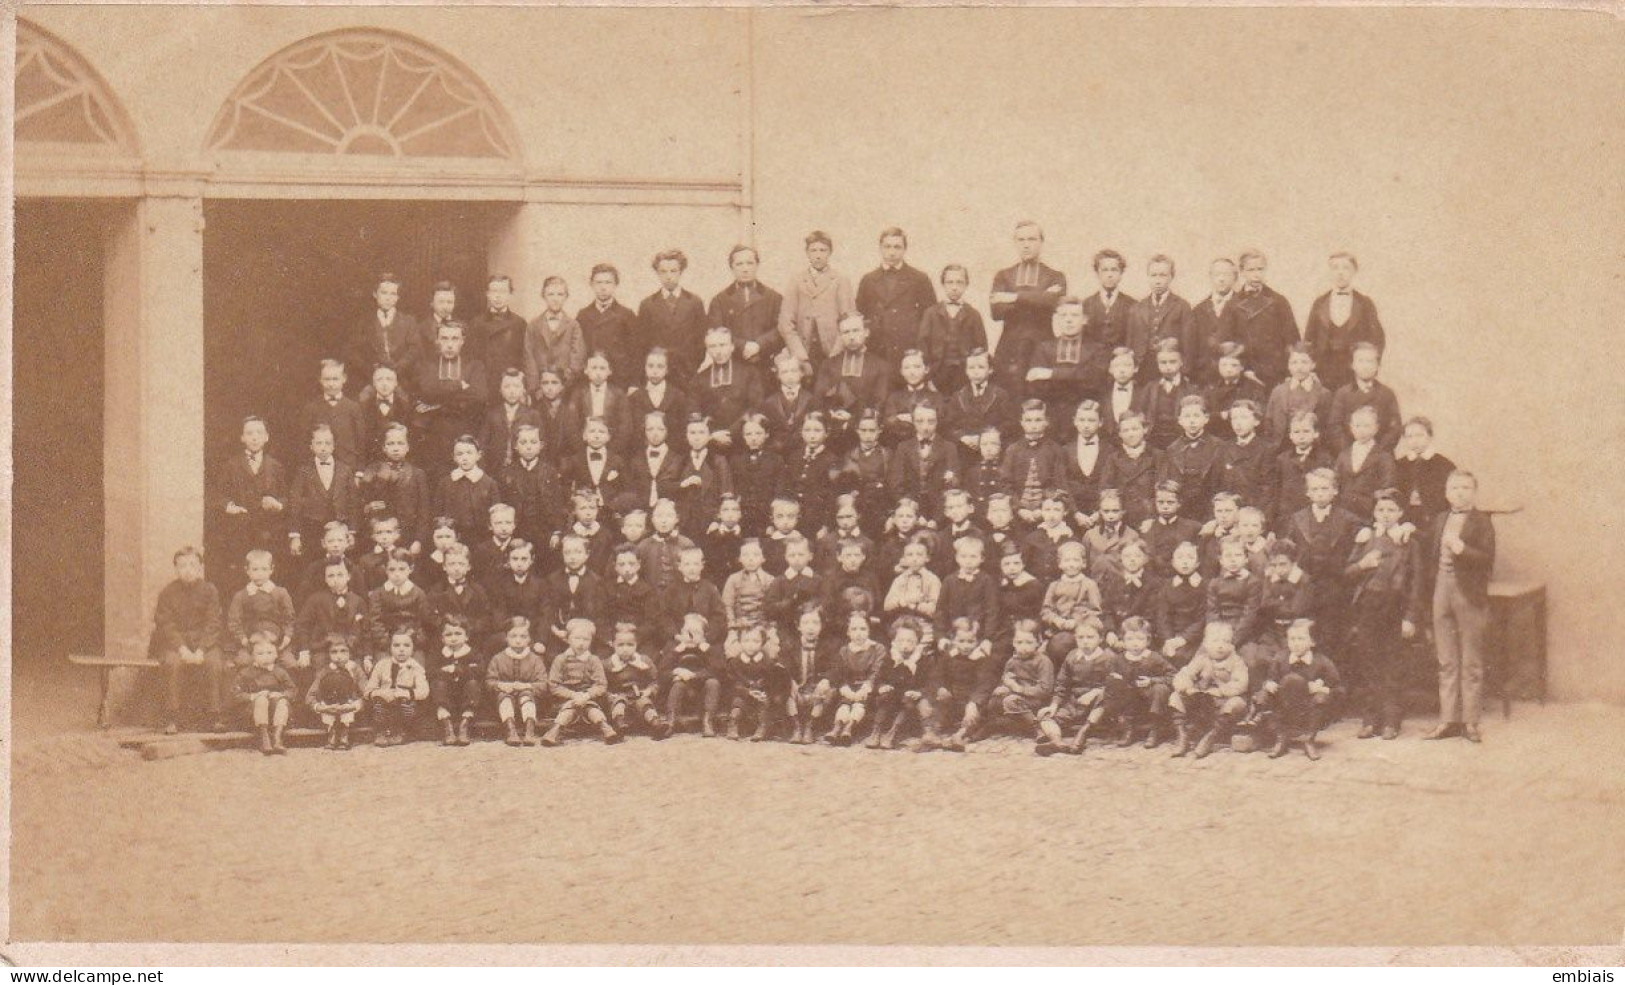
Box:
<box><xmin>197</xmin><ymin>29</ymin><xmax>527</xmax><ymax>583</ymax></box>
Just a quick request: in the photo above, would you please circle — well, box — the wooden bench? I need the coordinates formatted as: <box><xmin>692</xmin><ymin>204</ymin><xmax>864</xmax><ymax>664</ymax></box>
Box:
<box><xmin>69</xmin><ymin>653</ymin><xmax>160</xmax><ymax>728</ymax></box>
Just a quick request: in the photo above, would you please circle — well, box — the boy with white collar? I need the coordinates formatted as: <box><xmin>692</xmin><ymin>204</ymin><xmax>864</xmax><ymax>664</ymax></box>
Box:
<box><xmin>1252</xmin><ymin>618</ymin><xmax>1342</xmax><ymax>760</ymax></box>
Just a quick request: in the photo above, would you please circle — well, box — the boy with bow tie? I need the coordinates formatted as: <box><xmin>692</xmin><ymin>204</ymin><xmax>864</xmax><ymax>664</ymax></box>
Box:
<box><xmin>288</xmin><ymin>425</ymin><xmax>359</xmax><ymax>560</ymax></box>
<box><xmin>1415</xmin><ymin>470</ymin><xmax>1496</xmax><ymax>743</ymax></box>
<box><xmin>1305</xmin><ymin>252</ymin><xmax>1386</xmax><ymax>393</ymax></box>
<box><xmin>1252</xmin><ymin>619</ymin><xmax>1343</xmax><ymax>760</ymax></box>
<box><xmin>299</xmin><ymin>359</ymin><xmax>366</xmax><ymax>470</ymax></box>
<box><xmin>918</xmin><ymin>264</ymin><xmax>987</xmax><ymax>396</ymax></box>
<box><xmin>1190</xmin><ymin>258</ymin><xmax>1245</xmax><ymax>385</ymax></box>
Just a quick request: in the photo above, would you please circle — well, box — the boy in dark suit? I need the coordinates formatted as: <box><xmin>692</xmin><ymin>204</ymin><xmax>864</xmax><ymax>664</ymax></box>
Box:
<box><xmin>350</xmin><ymin>272</ymin><xmax>421</xmax><ymax>387</ymax></box>
<box><xmin>358</xmin><ymin>424</ymin><xmax>431</xmax><ymax>556</ymax></box>
<box><xmin>1159</xmin><ymin>396</ymin><xmax>1225</xmax><ymax>521</ymax></box>
<box><xmin>709</xmin><ymin>245</ymin><xmax>783</xmax><ymax>373</ymax></box>
<box><xmin>989</xmin><ymin>221</ymin><xmax>1067</xmax><ymax>393</ymax></box>
<box><xmin>757</xmin><ymin>351</ymin><xmax>819</xmax><ymax>455</ymax></box>
<box><xmin>559</xmin><ymin>418</ymin><xmax>626</xmax><ymax>521</ymax></box>
<box><xmin>1231</xmin><ymin>250</ymin><xmax>1300</xmax><ymax>390</ymax></box>
<box><xmin>622</xmin><ymin>410</ymin><xmax>685</xmax><ymax>515</ymax></box>
<box><xmin>359</xmin><ymin>365</ymin><xmax>415</xmax><ymax>465</ymax></box>
<box><xmin>1217</xmin><ymin>400</ymin><xmax>1274</xmax><ymax>515</ymax></box>
<box><xmin>479</xmin><ymin>368</ymin><xmax>543</xmax><ymax>471</ymax></box>
<box><xmin>888</xmin><ymin>404</ymin><xmax>961</xmax><ymax>521</ymax></box>
<box><xmin>918</xmin><ymin>264</ymin><xmax>986</xmax><ymax>396</ymax></box>
<box><xmin>1334</xmin><ymin>405</ymin><xmax>1398</xmax><ymax>519</ymax></box>
<box><xmin>675</xmin><ymin>413</ymin><xmax>734</xmax><ymax>536</ymax></box>
<box><xmin>1305</xmin><ymin>252</ymin><xmax>1386</xmax><ymax>393</ymax></box>
<box><xmin>468</xmin><ymin>275</ymin><xmax>529</xmax><ymax>397</ymax></box>
<box><xmin>562</xmin><ymin>352</ymin><xmax>630</xmax><ymax>454</ymax></box>
<box><xmin>577</xmin><ymin>263</ymin><xmax>640</xmax><ymax>388</ymax></box>
<box><xmin>540</xmin><ymin>535</ymin><xmax>606</xmax><ymax>650</ymax></box>
<box><xmin>624</xmin><ymin>347</ymin><xmax>692</xmax><ymax>441</ymax></box>
<box><xmin>288</xmin><ymin>425</ymin><xmax>359</xmax><ymax>561</ymax></box>
<box><xmin>215</xmin><ymin>416</ymin><xmax>288</xmax><ymax>588</ymax></box>
<box><xmin>1415</xmin><ymin>471</ymin><xmax>1496</xmax><ymax>742</ymax></box>
<box><xmin>1126</xmin><ymin>254</ymin><xmax>1196</xmax><ymax>383</ymax></box>
<box><xmin>1327</xmin><ymin>343</ymin><xmax>1404</xmax><ymax>453</ymax></box>
<box><xmin>855</xmin><ymin>227</ymin><xmax>937</xmax><ymax>360</ymax></box>
<box><xmin>945</xmin><ymin>349</ymin><xmax>1019</xmax><ymax>452</ymax></box>
<box><xmin>638</xmin><ymin>249</ymin><xmax>709</xmax><ymax>381</ymax></box>
<box><xmin>1189</xmin><ymin>258</ymin><xmax>1242</xmax><ymax>385</ymax></box>
<box><xmin>1099</xmin><ymin>411</ymin><xmax>1162</xmax><ymax>528</ymax></box>
<box><xmin>426</xmin><ymin>544</ymin><xmax>495</xmax><ymax>649</ymax></box>
<box><xmin>1345</xmin><ymin>489</ymin><xmax>1419</xmax><ymax>740</ymax></box>
<box><xmin>1141</xmin><ymin>339</ymin><xmax>1201</xmax><ymax>450</ymax></box>
<box><xmin>299</xmin><ymin>359</ymin><xmax>367</xmax><ymax>469</ymax></box>
<box><xmin>1285</xmin><ymin>468</ymin><xmax>1363</xmax><ymax>656</ymax></box>
<box><xmin>152</xmin><ymin>546</ymin><xmax>227</xmax><ymax>733</ymax></box>
<box><xmin>1273</xmin><ymin>411</ymin><xmax>1334</xmax><ymax>533</ymax></box>
<box><xmin>1205</xmin><ymin>342</ymin><xmax>1268</xmax><ymax>442</ymax></box>
<box><xmin>1081</xmin><ymin>249</ymin><xmax>1135</xmax><ymax>388</ymax></box>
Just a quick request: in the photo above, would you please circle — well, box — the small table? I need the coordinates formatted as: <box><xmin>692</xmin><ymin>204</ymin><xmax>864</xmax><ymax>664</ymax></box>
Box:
<box><xmin>1487</xmin><ymin>579</ymin><xmax>1547</xmax><ymax>718</ymax></box>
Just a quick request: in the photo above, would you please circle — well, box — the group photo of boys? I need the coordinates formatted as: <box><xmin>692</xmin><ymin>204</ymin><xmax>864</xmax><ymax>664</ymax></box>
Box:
<box><xmin>159</xmin><ymin>224</ymin><xmax>1496</xmax><ymax>763</ymax></box>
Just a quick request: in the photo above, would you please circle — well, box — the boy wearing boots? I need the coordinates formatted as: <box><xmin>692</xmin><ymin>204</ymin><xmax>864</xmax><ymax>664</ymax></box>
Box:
<box><xmin>928</xmin><ymin>616</ymin><xmax>997</xmax><ymax>752</ymax></box>
<box><xmin>305</xmin><ymin>634</ymin><xmax>364</xmax><ymax>750</ymax></box>
<box><xmin>487</xmin><ymin>616</ymin><xmax>546</xmax><ymax>746</ymax></box>
<box><xmin>1169</xmin><ymin>620</ymin><xmax>1249</xmax><ymax>759</ymax></box>
<box><xmin>1037</xmin><ymin>616</ymin><xmax>1114</xmax><ymax>755</ymax></box>
<box><xmin>784</xmin><ymin>604</ymin><xmax>840</xmax><ymax>745</ymax></box>
<box><xmin>430</xmin><ymin>615</ymin><xmax>484</xmax><ymax>746</ymax></box>
<box><xmin>660</xmin><ymin>613</ymin><xmax>726</xmax><ymax>738</ymax></box>
<box><xmin>865</xmin><ymin>616</ymin><xmax>937</xmax><ymax>750</ymax></box>
<box><xmin>606</xmin><ymin>621</ymin><xmax>667</xmax><ymax>739</ymax></box>
<box><xmin>725</xmin><ymin>625</ymin><xmax>779</xmax><ymax>741</ymax></box>
<box><xmin>1107</xmin><ymin>616</ymin><xmax>1177</xmax><ymax>748</ymax></box>
<box><xmin>1253</xmin><ymin>618</ymin><xmax>1343</xmax><ymax>760</ymax></box>
<box><xmin>233</xmin><ymin>633</ymin><xmax>297</xmax><ymax>755</ymax></box>
<box><xmin>987</xmin><ymin>619</ymin><xmax>1054</xmax><ymax>739</ymax></box>
<box><xmin>542</xmin><ymin>619</ymin><xmax>620</xmax><ymax>746</ymax></box>
<box><xmin>366</xmin><ymin>627</ymin><xmax>431</xmax><ymax>746</ymax></box>
<box><xmin>828</xmin><ymin>611</ymin><xmax>887</xmax><ymax>746</ymax></box>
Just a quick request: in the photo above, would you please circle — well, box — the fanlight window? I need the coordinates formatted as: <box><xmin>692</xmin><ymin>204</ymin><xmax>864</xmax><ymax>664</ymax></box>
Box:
<box><xmin>15</xmin><ymin>21</ymin><xmax>137</xmax><ymax>152</ymax></box>
<box><xmin>207</xmin><ymin>32</ymin><xmax>517</xmax><ymax>160</ymax></box>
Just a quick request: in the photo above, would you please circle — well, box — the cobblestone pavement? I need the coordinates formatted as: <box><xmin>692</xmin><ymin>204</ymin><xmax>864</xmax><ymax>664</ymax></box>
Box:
<box><xmin>12</xmin><ymin>704</ymin><xmax>1625</xmax><ymax>947</ymax></box>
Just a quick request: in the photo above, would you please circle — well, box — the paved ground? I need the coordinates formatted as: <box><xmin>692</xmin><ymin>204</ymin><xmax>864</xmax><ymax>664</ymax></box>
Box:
<box><xmin>11</xmin><ymin>703</ymin><xmax>1625</xmax><ymax>947</ymax></box>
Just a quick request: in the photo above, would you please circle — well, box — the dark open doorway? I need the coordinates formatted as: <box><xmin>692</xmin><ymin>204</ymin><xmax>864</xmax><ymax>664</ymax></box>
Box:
<box><xmin>13</xmin><ymin>199</ymin><xmax>111</xmax><ymax>665</ymax></box>
<box><xmin>201</xmin><ymin>199</ymin><xmax>512</xmax><ymax>577</ymax></box>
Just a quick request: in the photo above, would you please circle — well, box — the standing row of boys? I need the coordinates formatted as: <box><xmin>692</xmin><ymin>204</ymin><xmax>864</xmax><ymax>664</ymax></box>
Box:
<box><xmin>158</xmin><ymin>223</ymin><xmax>1496</xmax><ymax>758</ymax></box>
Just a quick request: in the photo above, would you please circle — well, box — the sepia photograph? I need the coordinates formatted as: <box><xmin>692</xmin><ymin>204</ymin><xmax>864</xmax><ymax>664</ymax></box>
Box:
<box><xmin>6</xmin><ymin>1</ymin><xmax>1625</xmax><ymax>967</ymax></box>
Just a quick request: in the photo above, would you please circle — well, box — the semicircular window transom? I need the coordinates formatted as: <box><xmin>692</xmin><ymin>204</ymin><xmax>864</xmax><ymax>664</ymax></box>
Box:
<box><xmin>15</xmin><ymin>21</ymin><xmax>138</xmax><ymax>153</ymax></box>
<box><xmin>207</xmin><ymin>32</ymin><xmax>517</xmax><ymax>160</ymax></box>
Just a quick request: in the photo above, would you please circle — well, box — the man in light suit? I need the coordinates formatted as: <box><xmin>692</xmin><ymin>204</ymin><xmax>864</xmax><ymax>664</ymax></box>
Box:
<box><xmin>1414</xmin><ymin>470</ymin><xmax>1496</xmax><ymax>743</ymax></box>
<box><xmin>779</xmin><ymin>230</ymin><xmax>857</xmax><ymax>372</ymax></box>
